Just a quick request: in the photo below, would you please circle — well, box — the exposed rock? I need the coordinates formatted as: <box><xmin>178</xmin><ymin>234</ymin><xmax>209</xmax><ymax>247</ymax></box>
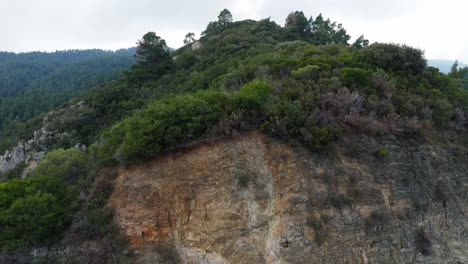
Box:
<box><xmin>0</xmin><ymin>101</ymin><xmax>88</xmax><ymax>179</ymax></box>
<box><xmin>191</xmin><ymin>42</ymin><xmax>203</xmax><ymax>51</ymax></box>
<box><xmin>107</xmin><ymin>132</ymin><xmax>468</xmax><ymax>263</ymax></box>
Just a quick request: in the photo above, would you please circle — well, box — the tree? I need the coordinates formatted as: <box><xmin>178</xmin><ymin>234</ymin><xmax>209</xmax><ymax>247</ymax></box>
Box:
<box><xmin>218</xmin><ymin>9</ymin><xmax>233</xmax><ymax>27</ymax></box>
<box><xmin>184</xmin><ymin>32</ymin><xmax>196</xmax><ymax>44</ymax></box>
<box><xmin>135</xmin><ymin>32</ymin><xmax>169</xmax><ymax>64</ymax></box>
<box><xmin>352</xmin><ymin>35</ymin><xmax>370</xmax><ymax>49</ymax></box>
<box><xmin>128</xmin><ymin>32</ymin><xmax>174</xmax><ymax>83</ymax></box>
<box><xmin>0</xmin><ymin>192</ymin><xmax>68</xmax><ymax>250</ymax></box>
<box><xmin>311</xmin><ymin>14</ymin><xmax>350</xmax><ymax>45</ymax></box>
<box><xmin>450</xmin><ymin>60</ymin><xmax>459</xmax><ymax>76</ymax></box>
<box><xmin>284</xmin><ymin>11</ymin><xmax>311</xmax><ymax>38</ymax></box>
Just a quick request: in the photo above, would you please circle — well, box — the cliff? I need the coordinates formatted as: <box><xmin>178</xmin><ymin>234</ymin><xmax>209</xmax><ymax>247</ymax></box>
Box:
<box><xmin>106</xmin><ymin>132</ymin><xmax>467</xmax><ymax>263</ymax></box>
<box><xmin>0</xmin><ymin>101</ymin><xmax>87</xmax><ymax>179</ymax></box>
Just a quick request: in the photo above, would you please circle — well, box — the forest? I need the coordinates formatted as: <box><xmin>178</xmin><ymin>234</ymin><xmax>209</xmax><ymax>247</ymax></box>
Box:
<box><xmin>0</xmin><ymin>48</ymin><xmax>135</xmax><ymax>129</ymax></box>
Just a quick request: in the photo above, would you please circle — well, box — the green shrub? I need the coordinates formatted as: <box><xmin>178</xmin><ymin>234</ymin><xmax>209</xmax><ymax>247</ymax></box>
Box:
<box><xmin>233</xmin><ymin>80</ymin><xmax>271</xmax><ymax>111</ymax></box>
<box><xmin>33</xmin><ymin>148</ymin><xmax>90</xmax><ymax>184</ymax></box>
<box><xmin>95</xmin><ymin>90</ymin><xmax>229</xmax><ymax>163</ymax></box>
<box><xmin>301</xmin><ymin>127</ymin><xmax>342</xmax><ymax>150</ymax></box>
<box><xmin>292</xmin><ymin>65</ymin><xmax>320</xmax><ymax>80</ymax></box>
<box><xmin>375</xmin><ymin>147</ymin><xmax>390</xmax><ymax>159</ymax></box>
<box><xmin>341</xmin><ymin>67</ymin><xmax>372</xmax><ymax>88</ymax></box>
<box><xmin>365</xmin><ymin>43</ymin><xmax>427</xmax><ymax>75</ymax></box>
<box><xmin>430</xmin><ymin>99</ymin><xmax>455</xmax><ymax>127</ymax></box>
<box><xmin>0</xmin><ymin>176</ymin><xmax>74</xmax><ymax>252</ymax></box>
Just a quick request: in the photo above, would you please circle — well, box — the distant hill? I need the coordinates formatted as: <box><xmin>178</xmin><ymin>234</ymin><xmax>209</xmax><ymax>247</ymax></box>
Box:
<box><xmin>0</xmin><ymin>48</ymin><xmax>135</xmax><ymax>128</ymax></box>
<box><xmin>428</xmin><ymin>59</ymin><xmax>467</xmax><ymax>74</ymax></box>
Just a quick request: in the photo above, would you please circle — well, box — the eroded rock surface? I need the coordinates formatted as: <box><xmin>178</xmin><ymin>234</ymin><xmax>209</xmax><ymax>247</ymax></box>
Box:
<box><xmin>109</xmin><ymin>132</ymin><xmax>468</xmax><ymax>263</ymax></box>
<box><xmin>0</xmin><ymin>101</ymin><xmax>87</xmax><ymax>178</ymax></box>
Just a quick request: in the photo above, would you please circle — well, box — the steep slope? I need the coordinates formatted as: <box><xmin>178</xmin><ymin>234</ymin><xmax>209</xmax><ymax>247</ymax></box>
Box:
<box><xmin>109</xmin><ymin>132</ymin><xmax>467</xmax><ymax>264</ymax></box>
<box><xmin>0</xmin><ymin>10</ymin><xmax>467</xmax><ymax>263</ymax></box>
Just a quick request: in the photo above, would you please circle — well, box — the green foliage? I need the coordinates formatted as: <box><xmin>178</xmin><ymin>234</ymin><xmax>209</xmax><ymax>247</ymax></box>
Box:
<box><xmin>218</xmin><ymin>9</ymin><xmax>233</xmax><ymax>27</ymax></box>
<box><xmin>233</xmin><ymin>80</ymin><xmax>271</xmax><ymax>110</ymax></box>
<box><xmin>304</xmin><ymin>127</ymin><xmax>342</xmax><ymax>150</ymax></box>
<box><xmin>284</xmin><ymin>12</ymin><xmax>350</xmax><ymax>45</ymax></box>
<box><xmin>128</xmin><ymin>32</ymin><xmax>173</xmax><ymax>84</ymax></box>
<box><xmin>1</xmin><ymin>192</ymin><xmax>67</xmax><ymax>251</ymax></box>
<box><xmin>341</xmin><ymin>67</ymin><xmax>372</xmax><ymax>88</ymax></box>
<box><xmin>0</xmin><ymin>11</ymin><xmax>467</xmax><ymax>253</ymax></box>
<box><xmin>375</xmin><ymin>147</ymin><xmax>390</xmax><ymax>159</ymax></box>
<box><xmin>0</xmin><ymin>176</ymin><xmax>74</xmax><ymax>251</ymax></box>
<box><xmin>33</xmin><ymin>148</ymin><xmax>90</xmax><ymax>184</ymax></box>
<box><xmin>311</xmin><ymin>14</ymin><xmax>351</xmax><ymax>45</ymax></box>
<box><xmin>352</xmin><ymin>35</ymin><xmax>369</xmax><ymax>49</ymax></box>
<box><xmin>365</xmin><ymin>43</ymin><xmax>427</xmax><ymax>75</ymax></box>
<box><xmin>94</xmin><ymin>90</ymin><xmax>229</xmax><ymax>163</ymax></box>
<box><xmin>0</xmin><ymin>49</ymin><xmax>134</xmax><ymax>130</ymax></box>
<box><xmin>292</xmin><ymin>65</ymin><xmax>320</xmax><ymax>80</ymax></box>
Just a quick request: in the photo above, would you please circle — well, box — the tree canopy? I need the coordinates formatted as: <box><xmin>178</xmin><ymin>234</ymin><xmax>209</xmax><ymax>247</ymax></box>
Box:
<box><xmin>128</xmin><ymin>32</ymin><xmax>174</xmax><ymax>83</ymax></box>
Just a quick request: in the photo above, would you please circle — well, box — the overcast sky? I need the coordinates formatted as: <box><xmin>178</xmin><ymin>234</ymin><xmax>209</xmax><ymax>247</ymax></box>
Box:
<box><xmin>0</xmin><ymin>0</ymin><xmax>467</xmax><ymax>62</ymax></box>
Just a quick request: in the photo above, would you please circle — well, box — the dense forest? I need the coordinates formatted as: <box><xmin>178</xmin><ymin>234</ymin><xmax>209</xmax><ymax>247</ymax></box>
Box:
<box><xmin>0</xmin><ymin>49</ymin><xmax>135</xmax><ymax>129</ymax></box>
<box><xmin>0</xmin><ymin>9</ymin><xmax>466</xmax><ymax>260</ymax></box>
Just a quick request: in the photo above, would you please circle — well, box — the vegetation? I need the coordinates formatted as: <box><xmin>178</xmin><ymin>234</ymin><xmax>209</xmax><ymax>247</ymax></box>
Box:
<box><xmin>0</xmin><ymin>8</ymin><xmax>467</xmax><ymax>254</ymax></box>
<box><xmin>0</xmin><ymin>175</ymin><xmax>75</xmax><ymax>251</ymax></box>
<box><xmin>0</xmin><ymin>49</ymin><xmax>134</xmax><ymax>130</ymax></box>
<box><xmin>374</xmin><ymin>146</ymin><xmax>390</xmax><ymax>159</ymax></box>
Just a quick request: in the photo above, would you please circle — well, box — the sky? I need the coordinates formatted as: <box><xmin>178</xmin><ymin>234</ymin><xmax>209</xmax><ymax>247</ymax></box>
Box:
<box><xmin>0</xmin><ymin>0</ymin><xmax>467</xmax><ymax>62</ymax></box>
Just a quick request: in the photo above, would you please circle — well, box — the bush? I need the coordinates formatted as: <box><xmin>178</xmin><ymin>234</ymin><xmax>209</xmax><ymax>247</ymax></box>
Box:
<box><xmin>365</xmin><ymin>207</ymin><xmax>392</xmax><ymax>234</ymax></box>
<box><xmin>233</xmin><ymin>80</ymin><xmax>271</xmax><ymax>111</ymax></box>
<box><xmin>94</xmin><ymin>90</ymin><xmax>229</xmax><ymax>163</ymax></box>
<box><xmin>0</xmin><ymin>176</ymin><xmax>73</xmax><ymax>251</ymax></box>
<box><xmin>0</xmin><ymin>192</ymin><xmax>67</xmax><ymax>251</ymax></box>
<box><xmin>236</xmin><ymin>172</ymin><xmax>251</xmax><ymax>188</ymax></box>
<box><xmin>301</xmin><ymin>126</ymin><xmax>342</xmax><ymax>150</ymax></box>
<box><xmin>374</xmin><ymin>147</ymin><xmax>390</xmax><ymax>159</ymax></box>
<box><xmin>33</xmin><ymin>148</ymin><xmax>90</xmax><ymax>184</ymax></box>
<box><xmin>365</xmin><ymin>43</ymin><xmax>427</xmax><ymax>75</ymax></box>
<box><xmin>292</xmin><ymin>65</ymin><xmax>320</xmax><ymax>80</ymax></box>
<box><xmin>415</xmin><ymin>228</ymin><xmax>432</xmax><ymax>256</ymax></box>
<box><xmin>341</xmin><ymin>67</ymin><xmax>372</xmax><ymax>89</ymax></box>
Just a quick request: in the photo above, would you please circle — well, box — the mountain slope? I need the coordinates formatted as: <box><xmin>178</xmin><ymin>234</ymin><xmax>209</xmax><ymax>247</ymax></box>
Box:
<box><xmin>0</xmin><ymin>49</ymin><xmax>135</xmax><ymax>129</ymax></box>
<box><xmin>0</xmin><ymin>9</ymin><xmax>467</xmax><ymax>263</ymax></box>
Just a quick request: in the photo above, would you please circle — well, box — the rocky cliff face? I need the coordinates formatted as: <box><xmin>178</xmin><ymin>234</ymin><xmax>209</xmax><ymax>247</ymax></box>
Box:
<box><xmin>108</xmin><ymin>132</ymin><xmax>468</xmax><ymax>264</ymax></box>
<box><xmin>0</xmin><ymin>101</ymin><xmax>87</xmax><ymax>179</ymax></box>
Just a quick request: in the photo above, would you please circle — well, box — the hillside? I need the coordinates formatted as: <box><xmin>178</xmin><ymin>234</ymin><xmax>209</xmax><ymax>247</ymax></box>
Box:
<box><xmin>0</xmin><ymin>49</ymin><xmax>135</xmax><ymax>129</ymax></box>
<box><xmin>0</xmin><ymin>9</ymin><xmax>467</xmax><ymax>264</ymax></box>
